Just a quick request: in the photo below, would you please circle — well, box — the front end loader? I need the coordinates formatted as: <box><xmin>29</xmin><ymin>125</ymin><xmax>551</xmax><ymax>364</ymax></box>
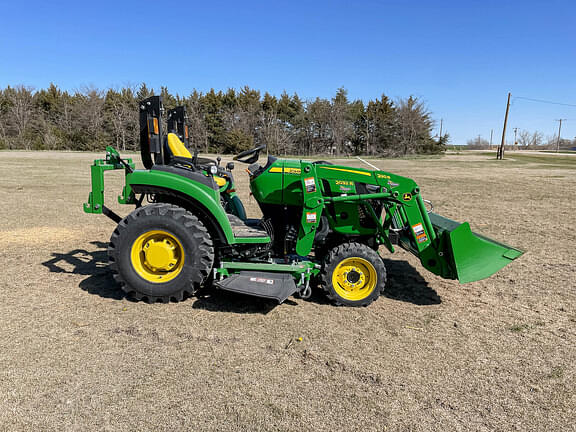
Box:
<box><xmin>83</xmin><ymin>96</ymin><xmax>523</xmax><ymax>306</ymax></box>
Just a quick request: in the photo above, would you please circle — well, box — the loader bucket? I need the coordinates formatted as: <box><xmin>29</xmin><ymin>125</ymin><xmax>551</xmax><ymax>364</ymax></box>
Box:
<box><xmin>429</xmin><ymin>213</ymin><xmax>524</xmax><ymax>284</ymax></box>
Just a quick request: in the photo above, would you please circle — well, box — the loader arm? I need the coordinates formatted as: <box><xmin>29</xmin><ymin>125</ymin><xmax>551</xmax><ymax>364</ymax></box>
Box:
<box><xmin>309</xmin><ymin>162</ymin><xmax>523</xmax><ymax>283</ymax></box>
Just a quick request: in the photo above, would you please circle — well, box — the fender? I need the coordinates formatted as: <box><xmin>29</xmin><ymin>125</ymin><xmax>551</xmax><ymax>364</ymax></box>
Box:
<box><xmin>127</xmin><ymin>169</ymin><xmax>237</xmax><ymax>244</ymax></box>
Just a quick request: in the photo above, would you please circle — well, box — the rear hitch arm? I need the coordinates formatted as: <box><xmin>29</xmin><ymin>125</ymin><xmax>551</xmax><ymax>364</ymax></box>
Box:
<box><xmin>83</xmin><ymin>146</ymin><xmax>136</xmax><ymax>222</ymax></box>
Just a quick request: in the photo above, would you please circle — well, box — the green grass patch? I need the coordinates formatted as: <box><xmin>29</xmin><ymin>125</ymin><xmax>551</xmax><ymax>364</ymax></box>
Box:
<box><xmin>548</xmin><ymin>366</ymin><xmax>564</xmax><ymax>379</ymax></box>
<box><xmin>509</xmin><ymin>153</ymin><xmax>575</xmax><ymax>166</ymax></box>
<box><xmin>509</xmin><ymin>323</ymin><xmax>530</xmax><ymax>332</ymax></box>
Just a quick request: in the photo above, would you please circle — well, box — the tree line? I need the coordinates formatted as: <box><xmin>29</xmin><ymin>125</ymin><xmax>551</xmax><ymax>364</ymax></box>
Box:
<box><xmin>0</xmin><ymin>83</ymin><xmax>448</xmax><ymax>156</ymax></box>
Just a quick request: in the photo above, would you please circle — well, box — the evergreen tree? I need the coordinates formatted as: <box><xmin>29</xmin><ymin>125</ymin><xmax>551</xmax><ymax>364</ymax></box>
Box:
<box><xmin>136</xmin><ymin>83</ymin><xmax>154</xmax><ymax>100</ymax></box>
<box><xmin>395</xmin><ymin>96</ymin><xmax>435</xmax><ymax>155</ymax></box>
<box><xmin>160</xmin><ymin>86</ymin><xmax>177</xmax><ymax>110</ymax></box>
<box><xmin>366</xmin><ymin>94</ymin><xmax>396</xmax><ymax>156</ymax></box>
<box><xmin>201</xmin><ymin>89</ymin><xmax>226</xmax><ymax>151</ymax></box>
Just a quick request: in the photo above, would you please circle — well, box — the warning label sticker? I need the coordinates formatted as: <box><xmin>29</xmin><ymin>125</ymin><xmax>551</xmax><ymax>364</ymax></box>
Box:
<box><xmin>306</xmin><ymin>212</ymin><xmax>317</xmax><ymax>223</ymax></box>
<box><xmin>250</xmin><ymin>277</ymin><xmax>274</xmax><ymax>285</ymax></box>
<box><xmin>412</xmin><ymin>223</ymin><xmax>428</xmax><ymax>244</ymax></box>
<box><xmin>416</xmin><ymin>234</ymin><xmax>428</xmax><ymax>243</ymax></box>
<box><xmin>304</xmin><ymin>177</ymin><xmax>316</xmax><ymax>193</ymax></box>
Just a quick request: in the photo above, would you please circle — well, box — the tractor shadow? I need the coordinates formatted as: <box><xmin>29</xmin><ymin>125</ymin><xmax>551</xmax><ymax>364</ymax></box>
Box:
<box><xmin>304</xmin><ymin>258</ymin><xmax>441</xmax><ymax>306</ymax></box>
<box><xmin>192</xmin><ymin>288</ymin><xmax>280</xmax><ymax>315</ymax></box>
<box><xmin>41</xmin><ymin>242</ymin><xmax>278</xmax><ymax>313</ymax></box>
<box><xmin>381</xmin><ymin>259</ymin><xmax>441</xmax><ymax>305</ymax></box>
<box><xmin>41</xmin><ymin>241</ymin><xmax>127</xmax><ymax>301</ymax></box>
<box><xmin>41</xmin><ymin>244</ymin><xmax>440</xmax><ymax>310</ymax></box>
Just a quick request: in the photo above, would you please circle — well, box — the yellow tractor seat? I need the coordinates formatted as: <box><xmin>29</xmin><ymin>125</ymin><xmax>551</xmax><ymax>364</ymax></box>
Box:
<box><xmin>165</xmin><ymin>133</ymin><xmax>227</xmax><ymax>188</ymax></box>
<box><xmin>214</xmin><ymin>176</ymin><xmax>227</xmax><ymax>187</ymax></box>
<box><xmin>167</xmin><ymin>133</ymin><xmax>193</xmax><ymax>159</ymax></box>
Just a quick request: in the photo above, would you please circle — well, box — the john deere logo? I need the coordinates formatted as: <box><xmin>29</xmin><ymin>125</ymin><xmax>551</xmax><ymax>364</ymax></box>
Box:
<box><xmin>402</xmin><ymin>193</ymin><xmax>412</xmax><ymax>201</ymax></box>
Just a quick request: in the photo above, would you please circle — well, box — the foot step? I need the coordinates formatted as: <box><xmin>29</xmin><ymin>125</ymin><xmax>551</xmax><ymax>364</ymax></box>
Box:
<box><xmin>228</xmin><ymin>214</ymin><xmax>269</xmax><ymax>239</ymax></box>
<box><xmin>215</xmin><ymin>271</ymin><xmax>298</xmax><ymax>303</ymax></box>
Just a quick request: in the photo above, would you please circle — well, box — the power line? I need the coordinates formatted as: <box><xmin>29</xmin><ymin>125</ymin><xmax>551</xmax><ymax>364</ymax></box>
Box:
<box><xmin>512</xmin><ymin>96</ymin><xmax>576</xmax><ymax>108</ymax></box>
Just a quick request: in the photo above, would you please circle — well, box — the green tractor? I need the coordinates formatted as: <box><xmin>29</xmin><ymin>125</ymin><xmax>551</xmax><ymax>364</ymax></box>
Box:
<box><xmin>84</xmin><ymin>96</ymin><xmax>522</xmax><ymax>306</ymax></box>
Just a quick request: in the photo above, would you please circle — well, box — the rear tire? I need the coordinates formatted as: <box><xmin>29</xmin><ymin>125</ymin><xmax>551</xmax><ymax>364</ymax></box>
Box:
<box><xmin>320</xmin><ymin>242</ymin><xmax>386</xmax><ymax>307</ymax></box>
<box><xmin>108</xmin><ymin>203</ymin><xmax>214</xmax><ymax>303</ymax></box>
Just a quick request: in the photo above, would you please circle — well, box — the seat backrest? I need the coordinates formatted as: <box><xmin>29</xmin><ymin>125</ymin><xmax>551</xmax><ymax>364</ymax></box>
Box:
<box><xmin>166</xmin><ymin>133</ymin><xmax>193</xmax><ymax>159</ymax></box>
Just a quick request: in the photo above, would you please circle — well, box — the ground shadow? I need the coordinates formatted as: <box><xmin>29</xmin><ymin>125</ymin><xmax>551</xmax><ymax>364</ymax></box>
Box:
<box><xmin>41</xmin><ymin>242</ymin><xmax>278</xmax><ymax>312</ymax></box>
<box><xmin>302</xmin><ymin>258</ymin><xmax>441</xmax><ymax>307</ymax></box>
<box><xmin>41</xmin><ymin>241</ymin><xmax>127</xmax><ymax>300</ymax></box>
<box><xmin>381</xmin><ymin>259</ymin><xmax>441</xmax><ymax>305</ymax></box>
<box><xmin>41</xmin><ymin>243</ymin><xmax>440</xmax><ymax>309</ymax></box>
<box><xmin>192</xmin><ymin>287</ymin><xmax>280</xmax><ymax>315</ymax></box>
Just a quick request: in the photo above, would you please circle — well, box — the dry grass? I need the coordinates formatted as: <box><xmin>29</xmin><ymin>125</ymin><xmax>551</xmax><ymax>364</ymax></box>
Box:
<box><xmin>0</xmin><ymin>150</ymin><xmax>575</xmax><ymax>431</ymax></box>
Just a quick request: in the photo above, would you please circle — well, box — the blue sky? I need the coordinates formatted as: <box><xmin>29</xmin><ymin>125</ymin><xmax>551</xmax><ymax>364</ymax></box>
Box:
<box><xmin>1</xmin><ymin>0</ymin><xmax>575</xmax><ymax>145</ymax></box>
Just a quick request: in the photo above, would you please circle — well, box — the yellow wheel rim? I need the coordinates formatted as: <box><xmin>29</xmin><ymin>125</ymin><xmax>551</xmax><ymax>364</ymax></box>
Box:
<box><xmin>332</xmin><ymin>257</ymin><xmax>377</xmax><ymax>301</ymax></box>
<box><xmin>130</xmin><ymin>230</ymin><xmax>185</xmax><ymax>283</ymax></box>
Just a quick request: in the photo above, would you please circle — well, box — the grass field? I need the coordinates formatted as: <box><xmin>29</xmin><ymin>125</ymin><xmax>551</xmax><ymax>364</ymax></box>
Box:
<box><xmin>0</xmin><ymin>151</ymin><xmax>575</xmax><ymax>431</ymax></box>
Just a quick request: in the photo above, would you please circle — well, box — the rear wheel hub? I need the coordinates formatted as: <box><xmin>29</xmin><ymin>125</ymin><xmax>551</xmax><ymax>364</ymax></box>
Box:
<box><xmin>143</xmin><ymin>238</ymin><xmax>178</xmax><ymax>271</ymax></box>
<box><xmin>130</xmin><ymin>230</ymin><xmax>185</xmax><ymax>283</ymax></box>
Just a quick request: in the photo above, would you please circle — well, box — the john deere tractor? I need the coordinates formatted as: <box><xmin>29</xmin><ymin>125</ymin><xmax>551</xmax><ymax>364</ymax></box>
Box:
<box><xmin>83</xmin><ymin>96</ymin><xmax>522</xmax><ymax>306</ymax></box>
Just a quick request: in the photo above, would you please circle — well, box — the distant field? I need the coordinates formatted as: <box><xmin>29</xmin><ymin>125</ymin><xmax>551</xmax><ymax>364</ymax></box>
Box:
<box><xmin>0</xmin><ymin>151</ymin><xmax>574</xmax><ymax>431</ymax></box>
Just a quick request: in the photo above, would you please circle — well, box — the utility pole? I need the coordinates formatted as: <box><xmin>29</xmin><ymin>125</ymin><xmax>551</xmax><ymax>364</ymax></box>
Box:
<box><xmin>555</xmin><ymin>119</ymin><xmax>566</xmax><ymax>152</ymax></box>
<box><xmin>513</xmin><ymin>127</ymin><xmax>518</xmax><ymax>150</ymax></box>
<box><xmin>477</xmin><ymin>134</ymin><xmax>482</xmax><ymax>147</ymax></box>
<box><xmin>489</xmin><ymin>129</ymin><xmax>494</xmax><ymax>150</ymax></box>
<box><xmin>439</xmin><ymin>118</ymin><xmax>443</xmax><ymax>140</ymax></box>
<box><xmin>498</xmin><ymin>92</ymin><xmax>511</xmax><ymax>160</ymax></box>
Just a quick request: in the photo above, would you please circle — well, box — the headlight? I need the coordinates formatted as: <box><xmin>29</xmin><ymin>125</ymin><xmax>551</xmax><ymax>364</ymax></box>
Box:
<box><xmin>209</xmin><ymin>165</ymin><xmax>218</xmax><ymax>175</ymax></box>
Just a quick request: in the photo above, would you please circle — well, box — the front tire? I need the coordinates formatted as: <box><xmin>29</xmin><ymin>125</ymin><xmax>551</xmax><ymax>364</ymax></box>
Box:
<box><xmin>108</xmin><ymin>203</ymin><xmax>214</xmax><ymax>303</ymax></box>
<box><xmin>320</xmin><ymin>242</ymin><xmax>386</xmax><ymax>307</ymax></box>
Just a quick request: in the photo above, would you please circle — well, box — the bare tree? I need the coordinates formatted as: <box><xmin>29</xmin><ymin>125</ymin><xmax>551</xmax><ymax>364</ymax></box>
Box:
<box><xmin>258</xmin><ymin>110</ymin><xmax>293</xmax><ymax>155</ymax></box>
<box><xmin>74</xmin><ymin>85</ymin><xmax>105</xmax><ymax>150</ymax></box>
<box><xmin>185</xmin><ymin>95</ymin><xmax>209</xmax><ymax>152</ymax></box>
<box><xmin>545</xmin><ymin>135</ymin><xmax>572</xmax><ymax>150</ymax></box>
<box><xmin>517</xmin><ymin>130</ymin><xmax>531</xmax><ymax>148</ymax></box>
<box><xmin>466</xmin><ymin>137</ymin><xmax>490</xmax><ymax>149</ymax></box>
<box><xmin>105</xmin><ymin>87</ymin><xmax>137</xmax><ymax>151</ymax></box>
<box><xmin>329</xmin><ymin>88</ymin><xmax>353</xmax><ymax>156</ymax></box>
<box><xmin>0</xmin><ymin>117</ymin><xmax>7</xmax><ymax>148</ymax></box>
<box><xmin>4</xmin><ymin>85</ymin><xmax>35</xmax><ymax>149</ymax></box>
<box><xmin>518</xmin><ymin>130</ymin><xmax>544</xmax><ymax>148</ymax></box>
<box><xmin>0</xmin><ymin>92</ymin><xmax>7</xmax><ymax>148</ymax></box>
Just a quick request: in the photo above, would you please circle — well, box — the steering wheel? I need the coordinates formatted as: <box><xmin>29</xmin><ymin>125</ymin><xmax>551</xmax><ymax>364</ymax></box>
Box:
<box><xmin>233</xmin><ymin>145</ymin><xmax>266</xmax><ymax>164</ymax></box>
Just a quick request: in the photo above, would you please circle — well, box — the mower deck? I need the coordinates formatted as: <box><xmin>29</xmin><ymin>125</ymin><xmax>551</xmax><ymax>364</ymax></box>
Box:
<box><xmin>215</xmin><ymin>271</ymin><xmax>298</xmax><ymax>303</ymax></box>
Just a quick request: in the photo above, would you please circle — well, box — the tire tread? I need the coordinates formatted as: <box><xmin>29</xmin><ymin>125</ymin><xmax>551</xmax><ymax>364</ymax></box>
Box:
<box><xmin>108</xmin><ymin>203</ymin><xmax>214</xmax><ymax>303</ymax></box>
<box><xmin>319</xmin><ymin>242</ymin><xmax>386</xmax><ymax>307</ymax></box>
